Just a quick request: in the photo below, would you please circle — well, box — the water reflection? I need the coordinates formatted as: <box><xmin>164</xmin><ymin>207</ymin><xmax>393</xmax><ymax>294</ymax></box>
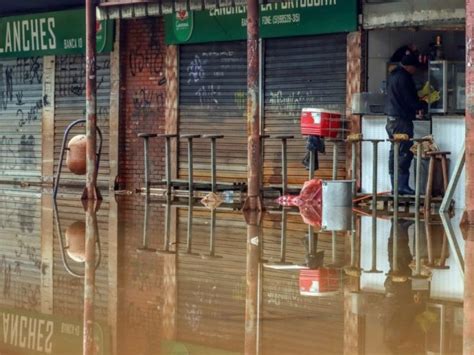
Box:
<box><xmin>0</xmin><ymin>190</ymin><xmax>469</xmax><ymax>354</ymax></box>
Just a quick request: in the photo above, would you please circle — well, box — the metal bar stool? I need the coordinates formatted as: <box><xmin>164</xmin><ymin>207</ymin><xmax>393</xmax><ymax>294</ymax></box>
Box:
<box><xmin>347</xmin><ymin>133</ymin><xmax>363</xmax><ymax>198</ymax></box>
<box><xmin>272</xmin><ymin>135</ymin><xmax>294</xmax><ymax>195</ymax></box>
<box><xmin>180</xmin><ymin>134</ymin><xmax>201</xmax><ymax>197</ymax></box>
<box><xmin>202</xmin><ymin>134</ymin><xmax>224</xmax><ymax>193</ymax></box>
<box><xmin>137</xmin><ymin>133</ymin><xmax>157</xmax><ymax>193</ymax></box>
<box><xmin>424</xmin><ymin>150</ymin><xmax>451</xmax><ymax>213</ymax></box>
<box><xmin>326</xmin><ymin>138</ymin><xmax>345</xmax><ymax>180</ymax></box>
<box><xmin>158</xmin><ymin>133</ymin><xmax>178</xmax><ymax>195</ymax></box>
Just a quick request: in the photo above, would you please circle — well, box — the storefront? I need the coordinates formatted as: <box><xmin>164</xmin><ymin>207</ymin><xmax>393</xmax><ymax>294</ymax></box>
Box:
<box><xmin>165</xmin><ymin>1</ymin><xmax>357</xmax><ymax>185</ymax></box>
<box><xmin>0</xmin><ymin>8</ymin><xmax>114</xmax><ymax>187</ymax></box>
<box><xmin>357</xmin><ymin>0</ymin><xmax>466</xmax><ymax>207</ymax></box>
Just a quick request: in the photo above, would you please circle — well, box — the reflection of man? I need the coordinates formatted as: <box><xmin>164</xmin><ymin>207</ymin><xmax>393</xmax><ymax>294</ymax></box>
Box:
<box><xmin>382</xmin><ymin>219</ymin><xmax>425</xmax><ymax>354</ymax></box>
<box><xmin>385</xmin><ymin>54</ymin><xmax>427</xmax><ymax>195</ymax></box>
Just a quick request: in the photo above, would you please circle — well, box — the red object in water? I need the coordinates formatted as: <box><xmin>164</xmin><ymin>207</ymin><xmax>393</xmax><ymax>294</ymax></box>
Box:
<box><xmin>276</xmin><ymin>179</ymin><xmax>323</xmax><ymax>228</ymax></box>
<box><xmin>300</xmin><ymin>108</ymin><xmax>341</xmax><ymax>138</ymax></box>
<box><xmin>299</xmin><ymin>268</ymin><xmax>340</xmax><ymax>296</ymax></box>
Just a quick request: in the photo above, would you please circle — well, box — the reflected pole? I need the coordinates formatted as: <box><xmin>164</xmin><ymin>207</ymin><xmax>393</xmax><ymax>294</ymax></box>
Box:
<box><xmin>244</xmin><ymin>210</ymin><xmax>262</xmax><ymax>355</ymax></box>
<box><xmin>83</xmin><ymin>200</ymin><xmax>99</xmax><ymax>355</ymax></box>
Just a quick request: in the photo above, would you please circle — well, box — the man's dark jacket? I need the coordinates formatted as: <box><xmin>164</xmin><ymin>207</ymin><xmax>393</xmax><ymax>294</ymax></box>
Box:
<box><xmin>385</xmin><ymin>66</ymin><xmax>425</xmax><ymax>120</ymax></box>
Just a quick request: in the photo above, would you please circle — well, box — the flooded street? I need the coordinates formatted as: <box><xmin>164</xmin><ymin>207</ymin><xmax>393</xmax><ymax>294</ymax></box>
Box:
<box><xmin>0</xmin><ymin>188</ymin><xmax>466</xmax><ymax>354</ymax></box>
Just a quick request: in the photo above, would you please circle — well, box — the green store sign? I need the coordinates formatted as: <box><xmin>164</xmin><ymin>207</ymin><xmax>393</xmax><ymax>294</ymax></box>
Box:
<box><xmin>0</xmin><ymin>308</ymin><xmax>108</xmax><ymax>354</ymax></box>
<box><xmin>165</xmin><ymin>0</ymin><xmax>357</xmax><ymax>44</ymax></box>
<box><xmin>0</xmin><ymin>8</ymin><xmax>114</xmax><ymax>58</ymax></box>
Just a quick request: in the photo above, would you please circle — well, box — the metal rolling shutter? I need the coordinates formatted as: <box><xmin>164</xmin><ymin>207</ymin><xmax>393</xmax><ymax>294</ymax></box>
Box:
<box><xmin>0</xmin><ymin>57</ymin><xmax>44</xmax><ymax>183</ymax></box>
<box><xmin>54</xmin><ymin>54</ymin><xmax>111</xmax><ymax>188</ymax></box>
<box><xmin>179</xmin><ymin>42</ymin><xmax>247</xmax><ymax>183</ymax></box>
<box><xmin>263</xmin><ymin>34</ymin><xmax>347</xmax><ymax>186</ymax></box>
<box><xmin>0</xmin><ymin>192</ymin><xmax>42</xmax><ymax>311</ymax></box>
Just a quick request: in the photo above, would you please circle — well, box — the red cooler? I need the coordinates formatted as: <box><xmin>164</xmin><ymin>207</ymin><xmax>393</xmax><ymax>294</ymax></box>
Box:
<box><xmin>299</xmin><ymin>268</ymin><xmax>340</xmax><ymax>296</ymax></box>
<box><xmin>300</xmin><ymin>108</ymin><xmax>341</xmax><ymax>138</ymax></box>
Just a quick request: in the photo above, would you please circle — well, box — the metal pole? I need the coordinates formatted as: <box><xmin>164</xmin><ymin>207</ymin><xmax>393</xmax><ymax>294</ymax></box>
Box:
<box><xmin>211</xmin><ymin>138</ymin><xmax>217</xmax><ymax>194</ymax></box>
<box><xmin>309</xmin><ymin>150</ymin><xmax>315</xmax><ymax>180</ymax></box>
<box><xmin>351</xmin><ymin>141</ymin><xmax>357</xmax><ymax>197</ymax></box>
<box><xmin>84</xmin><ymin>0</ymin><xmax>99</xmax><ymax>201</ymax></box>
<box><xmin>244</xmin><ymin>0</ymin><xmax>261</xmax><ymax>211</ymax></box>
<box><xmin>83</xmin><ymin>200</ymin><xmax>98</xmax><ymax>355</ymax></box>
<box><xmin>165</xmin><ymin>136</ymin><xmax>172</xmax><ymax>195</ymax></box>
<box><xmin>144</xmin><ymin>137</ymin><xmax>150</xmax><ymax>195</ymax></box>
<box><xmin>281</xmin><ymin>138</ymin><xmax>288</xmax><ymax>195</ymax></box>
<box><xmin>372</xmin><ymin>141</ymin><xmax>379</xmax><ymax>212</ymax></box>
<box><xmin>393</xmin><ymin>141</ymin><xmax>400</xmax><ymax>215</ymax></box>
<box><xmin>188</xmin><ymin>138</ymin><xmax>193</xmax><ymax>197</ymax></box>
<box><xmin>332</xmin><ymin>141</ymin><xmax>338</xmax><ymax>180</ymax></box>
<box><xmin>281</xmin><ymin>208</ymin><xmax>288</xmax><ymax>263</ymax></box>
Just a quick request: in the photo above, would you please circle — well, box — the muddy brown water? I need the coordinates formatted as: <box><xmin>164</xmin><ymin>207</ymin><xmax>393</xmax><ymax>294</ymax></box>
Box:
<box><xmin>0</xmin><ymin>190</ymin><xmax>465</xmax><ymax>354</ymax></box>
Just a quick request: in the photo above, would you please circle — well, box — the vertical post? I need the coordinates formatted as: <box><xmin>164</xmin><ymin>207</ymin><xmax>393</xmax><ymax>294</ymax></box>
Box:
<box><xmin>245</xmin><ymin>0</ymin><xmax>261</xmax><ymax>211</ymax></box>
<box><xmin>83</xmin><ymin>201</ymin><xmax>98</xmax><ymax>355</ymax></box>
<box><xmin>281</xmin><ymin>138</ymin><xmax>288</xmax><ymax>195</ymax></box>
<box><xmin>211</xmin><ymin>138</ymin><xmax>217</xmax><ymax>193</ymax></box>
<box><xmin>372</xmin><ymin>141</ymin><xmax>379</xmax><ymax>211</ymax></box>
<box><xmin>210</xmin><ymin>209</ymin><xmax>216</xmax><ymax>256</ymax></box>
<box><xmin>187</xmin><ymin>138</ymin><xmax>194</xmax><ymax>197</ymax></box>
<box><xmin>309</xmin><ymin>150</ymin><xmax>315</xmax><ymax>180</ymax></box>
<box><xmin>332</xmin><ymin>141</ymin><xmax>338</xmax><ymax>180</ymax></box>
<box><xmin>351</xmin><ymin>141</ymin><xmax>357</xmax><ymax>197</ymax></box>
<box><xmin>144</xmin><ymin>137</ymin><xmax>150</xmax><ymax>194</ymax></box>
<box><xmin>165</xmin><ymin>136</ymin><xmax>172</xmax><ymax>195</ymax></box>
<box><xmin>393</xmin><ymin>141</ymin><xmax>400</xmax><ymax>214</ymax></box>
<box><xmin>84</xmin><ymin>0</ymin><xmax>99</xmax><ymax>200</ymax></box>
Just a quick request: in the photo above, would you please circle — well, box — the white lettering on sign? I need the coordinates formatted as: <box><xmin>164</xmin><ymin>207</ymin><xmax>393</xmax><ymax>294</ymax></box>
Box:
<box><xmin>0</xmin><ymin>17</ymin><xmax>57</xmax><ymax>54</ymax></box>
<box><xmin>2</xmin><ymin>312</ymin><xmax>54</xmax><ymax>353</ymax></box>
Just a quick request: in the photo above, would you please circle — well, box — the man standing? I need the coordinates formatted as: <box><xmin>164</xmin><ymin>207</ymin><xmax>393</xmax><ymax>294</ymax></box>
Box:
<box><xmin>385</xmin><ymin>54</ymin><xmax>427</xmax><ymax>195</ymax></box>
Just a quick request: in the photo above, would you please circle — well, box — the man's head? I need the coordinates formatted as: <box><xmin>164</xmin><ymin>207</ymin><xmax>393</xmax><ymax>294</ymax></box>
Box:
<box><xmin>401</xmin><ymin>54</ymin><xmax>420</xmax><ymax>75</ymax></box>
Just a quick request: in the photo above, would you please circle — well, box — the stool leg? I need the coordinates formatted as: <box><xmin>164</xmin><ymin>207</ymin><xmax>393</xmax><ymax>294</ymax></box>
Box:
<box><xmin>187</xmin><ymin>138</ymin><xmax>194</xmax><ymax>197</ymax></box>
<box><xmin>351</xmin><ymin>141</ymin><xmax>357</xmax><ymax>198</ymax></box>
<box><xmin>210</xmin><ymin>208</ymin><xmax>216</xmax><ymax>256</ymax></box>
<box><xmin>393</xmin><ymin>141</ymin><xmax>400</xmax><ymax>214</ymax></box>
<box><xmin>332</xmin><ymin>141</ymin><xmax>338</xmax><ymax>180</ymax></box>
<box><xmin>281</xmin><ymin>138</ymin><xmax>288</xmax><ymax>195</ymax></box>
<box><xmin>424</xmin><ymin>157</ymin><xmax>435</xmax><ymax>213</ymax></box>
<box><xmin>211</xmin><ymin>138</ymin><xmax>217</xmax><ymax>194</ymax></box>
<box><xmin>309</xmin><ymin>150</ymin><xmax>315</xmax><ymax>180</ymax></box>
<box><xmin>441</xmin><ymin>156</ymin><xmax>448</xmax><ymax>193</ymax></box>
<box><xmin>165</xmin><ymin>137</ymin><xmax>172</xmax><ymax>195</ymax></box>
<box><xmin>143</xmin><ymin>137</ymin><xmax>150</xmax><ymax>194</ymax></box>
<box><xmin>372</xmin><ymin>142</ymin><xmax>379</xmax><ymax>212</ymax></box>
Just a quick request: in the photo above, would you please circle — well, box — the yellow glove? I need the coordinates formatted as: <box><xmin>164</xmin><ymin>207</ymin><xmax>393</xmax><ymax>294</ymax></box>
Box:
<box><xmin>418</xmin><ymin>81</ymin><xmax>441</xmax><ymax>104</ymax></box>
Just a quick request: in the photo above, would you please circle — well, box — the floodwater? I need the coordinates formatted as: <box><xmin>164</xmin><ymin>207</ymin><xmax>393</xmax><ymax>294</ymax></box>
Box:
<box><xmin>0</xmin><ymin>187</ymin><xmax>467</xmax><ymax>354</ymax></box>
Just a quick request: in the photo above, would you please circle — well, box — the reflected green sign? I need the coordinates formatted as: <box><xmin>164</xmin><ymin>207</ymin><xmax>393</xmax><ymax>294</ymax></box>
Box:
<box><xmin>165</xmin><ymin>1</ymin><xmax>357</xmax><ymax>44</ymax></box>
<box><xmin>0</xmin><ymin>308</ymin><xmax>107</xmax><ymax>354</ymax></box>
<box><xmin>0</xmin><ymin>8</ymin><xmax>114</xmax><ymax>58</ymax></box>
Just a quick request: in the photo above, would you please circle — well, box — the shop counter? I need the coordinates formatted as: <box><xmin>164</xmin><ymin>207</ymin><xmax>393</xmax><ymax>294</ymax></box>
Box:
<box><xmin>360</xmin><ymin>115</ymin><xmax>465</xmax><ymax>208</ymax></box>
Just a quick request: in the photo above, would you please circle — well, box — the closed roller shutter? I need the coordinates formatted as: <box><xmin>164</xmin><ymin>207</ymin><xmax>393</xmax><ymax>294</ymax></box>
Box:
<box><xmin>0</xmin><ymin>57</ymin><xmax>44</xmax><ymax>183</ymax></box>
<box><xmin>263</xmin><ymin>34</ymin><xmax>347</xmax><ymax>185</ymax></box>
<box><xmin>179</xmin><ymin>42</ymin><xmax>247</xmax><ymax>183</ymax></box>
<box><xmin>54</xmin><ymin>54</ymin><xmax>111</xmax><ymax>188</ymax></box>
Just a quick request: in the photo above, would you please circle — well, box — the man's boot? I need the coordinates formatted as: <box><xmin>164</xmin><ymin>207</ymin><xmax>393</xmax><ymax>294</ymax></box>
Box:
<box><xmin>398</xmin><ymin>173</ymin><xmax>415</xmax><ymax>195</ymax></box>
